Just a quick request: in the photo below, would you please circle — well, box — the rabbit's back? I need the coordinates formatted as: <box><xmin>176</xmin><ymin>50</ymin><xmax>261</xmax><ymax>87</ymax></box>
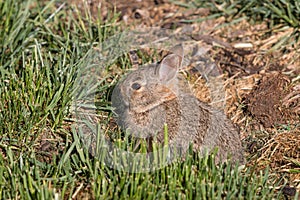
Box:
<box><xmin>195</xmin><ymin>101</ymin><xmax>244</xmax><ymax>163</ymax></box>
<box><xmin>149</xmin><ymin>95</ymin><xmax>244</xmax><ymax>163</ymax></box>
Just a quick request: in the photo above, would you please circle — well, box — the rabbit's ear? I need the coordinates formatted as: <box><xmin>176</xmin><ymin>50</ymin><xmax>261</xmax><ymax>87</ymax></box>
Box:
<box><xmin>169</xmin><ymin>44</ymin><xmax>184</xmax><ymax>68</ymax></box>
<box><xmin>158</xmin><ymin>54</ymin><xmax>180</xmax><ymax>83</ymax></box>
<box><xmin>158</xmin><ymin>44</ymin><xmax>184</xmax><ymax>83</ymax></box>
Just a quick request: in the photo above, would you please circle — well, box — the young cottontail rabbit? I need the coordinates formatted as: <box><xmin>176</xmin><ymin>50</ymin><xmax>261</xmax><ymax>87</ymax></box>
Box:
<box><xmin>112</xmin><ymin>45</ymin><xmax>244</xmax><ymax>164</ymax></box>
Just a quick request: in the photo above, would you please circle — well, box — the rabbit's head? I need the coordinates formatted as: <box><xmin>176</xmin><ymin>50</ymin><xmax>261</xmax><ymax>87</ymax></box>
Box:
<box><xmin>112</xmin><ymin>45</ymin><xmax>185</xmax><ymax>137</ymax></box>
<box><xmin>118</xmin><ymin>45</ymin><xmax>184</xmax><ymax>113</ymax></box>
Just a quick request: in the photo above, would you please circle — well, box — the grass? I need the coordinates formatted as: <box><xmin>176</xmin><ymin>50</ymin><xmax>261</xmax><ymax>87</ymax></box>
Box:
<box><xmin>171</xmin><ymin>0</ymin><xmax>300</xmax><ymax>27</ymax></box>
<box><xmin>171</xmin><ymin>0</ymin><xmax>300</xmax><ymax>50</ymax></box>
<box><xmin>0</xmin><ymin>0</ymin><xmax>298</xmax><ymax>199</ymax></box>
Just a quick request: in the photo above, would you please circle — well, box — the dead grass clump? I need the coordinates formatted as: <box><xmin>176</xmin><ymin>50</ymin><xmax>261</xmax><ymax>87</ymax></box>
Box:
<box><xmin>249</xmin><ymin>129</ymin><xmax>300</xmax><ymax>188</ymax></box>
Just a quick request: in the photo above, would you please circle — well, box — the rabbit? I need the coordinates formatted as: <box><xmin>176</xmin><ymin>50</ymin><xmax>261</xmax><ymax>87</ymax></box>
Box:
<box><xmin>112</xmin><ymin>45</ymin><xmax>244</xmax><ymax>164</ymax></box>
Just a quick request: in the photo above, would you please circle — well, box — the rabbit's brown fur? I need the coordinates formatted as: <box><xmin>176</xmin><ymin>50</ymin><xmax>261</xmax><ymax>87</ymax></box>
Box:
<box><xmin>112</xmin><ymin>45</ymin><xmax>244</xmax><ymax>164</ymax></box>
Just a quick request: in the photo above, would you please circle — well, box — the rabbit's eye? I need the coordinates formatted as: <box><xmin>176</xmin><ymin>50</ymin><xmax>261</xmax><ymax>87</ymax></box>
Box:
<box><xmin>131</xmin><ymin>83</ymin><xmax>141</xmax><ymax>90</ymax></box>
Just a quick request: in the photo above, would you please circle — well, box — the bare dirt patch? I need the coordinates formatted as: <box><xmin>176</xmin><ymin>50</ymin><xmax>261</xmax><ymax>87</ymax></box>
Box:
<box><xmin>244</xmin><ymin>73</ymin><xmax>298</xmax><ymax>128</ymax></box>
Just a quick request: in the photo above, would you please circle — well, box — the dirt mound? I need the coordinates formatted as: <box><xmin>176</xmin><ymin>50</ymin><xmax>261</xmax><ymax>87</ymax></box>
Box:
<box><xmin>244</xmin><ymin>73</ymin><xmax>298</xmax><ymax>128</ymax></box>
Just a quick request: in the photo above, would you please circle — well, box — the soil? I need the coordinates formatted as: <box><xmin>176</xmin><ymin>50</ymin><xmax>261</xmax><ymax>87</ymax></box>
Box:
<box><xmin>244</xmin><ymin>73</ymin><xmax>298</xmax><ymax>128</ymax></box>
